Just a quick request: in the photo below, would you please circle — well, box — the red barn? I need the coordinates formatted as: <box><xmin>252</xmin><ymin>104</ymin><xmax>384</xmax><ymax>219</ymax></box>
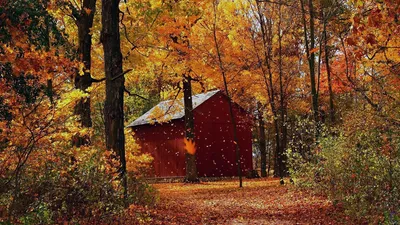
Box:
<box><xmin>127</xmin><ymin>90</ymin><xmax>253</xmax><ymax>177</ymax></box>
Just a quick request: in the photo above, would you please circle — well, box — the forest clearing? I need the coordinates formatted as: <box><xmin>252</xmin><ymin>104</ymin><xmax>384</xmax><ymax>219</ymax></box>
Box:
<box><xmin>1</xmin><ymin>0</ymin><xmax>399</xmax><ymax>224</ymax></box>
<box><xmin>139</xmin><ymin>178</ymin><xmax>348</xmax><ymax>225</ymax></box>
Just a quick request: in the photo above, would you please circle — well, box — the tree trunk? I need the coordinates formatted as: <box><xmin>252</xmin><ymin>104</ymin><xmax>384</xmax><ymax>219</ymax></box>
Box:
<box><xmin>101</xmin><ymin>0</ymin><xmax>127</xmax><ymax>205</ymax></box>
<box><xmin>183</xmin><ymin>76</ymin><xmax>199</xmax><ymax>182</ymax></box>
<box><xmin>212</xmin><ymin>0</ymin><xmax>242</xmax><ymax>187</ymax></box>
<box><xmin>323</xmin><ymin>9</ymin><xmax>335</xmax><ymax>124</ymax></box>
<box><xmin>73</xmin><ymin>0</ymin><xmax>96</xmax><ymax>147</ymax></box>
<box><xmin>300</xmin><ymin>0</ymin><xmax>319</xmax><ymax>140</ymax></box>
<box><xmin>257</xmin><ymin>102</ymin><xmax>267</xmax><ymax>177</ymax></box>
<box><xmin>44</xmin><ymin>11</ymin><xmax>54</xmax><ymax>104</ymax></box>
<box><xmin>266</xmin><ymin>129</ymin><xmax>271</xmax><ymax>177</ymax></box>
<box><xmin>255</xmin><ymin>0</ymin><xmax>282</xmax><ymax>181</ymax></box>
<box><xmin>277</xmin><ymin>2</ymin><xmax>287</xmax><ymax>179</ymax></box>
<box><xmin>308</xmin><ymin>0</ymin><xmax>319</xmax><ymax>138</ymax></box>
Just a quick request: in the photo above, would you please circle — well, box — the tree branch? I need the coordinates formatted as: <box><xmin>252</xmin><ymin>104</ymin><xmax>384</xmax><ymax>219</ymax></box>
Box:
<box><xmin>111</xmin><ymin>69</ymin><xmax>133</xmax><ymax>81</ymax></box>
<box><xmin>91</xmin><ymin>77</ymin><xmax>106</xmax><ymax>83</ymax></box>
<box><xmin>124</xmin><ymin>88</ymin><xmax>148</xmax><ymax>101</ymax></box>
<box><xmin>164</xmin><ymin>86</ymin><xmax>182</xmax><ymax>116</ymax></box>
<box><xmin>256</xmin><ymin>0</ymin><xmax>294</xmax><ymax>8</ymax></box>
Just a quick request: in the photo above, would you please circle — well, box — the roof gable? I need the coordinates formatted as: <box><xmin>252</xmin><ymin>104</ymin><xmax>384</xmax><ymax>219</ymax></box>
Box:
<box><xmin>127</xmin><ymin>90</ymin><xmax>220</xmax><ymax>127</ymax></box>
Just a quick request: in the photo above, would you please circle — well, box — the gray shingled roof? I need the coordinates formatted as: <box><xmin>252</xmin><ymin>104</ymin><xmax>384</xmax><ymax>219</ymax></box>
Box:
<box><xmin>127</xmin><ymin>90</ymin><xmax>220</xmax><ymax>127</ymax></box>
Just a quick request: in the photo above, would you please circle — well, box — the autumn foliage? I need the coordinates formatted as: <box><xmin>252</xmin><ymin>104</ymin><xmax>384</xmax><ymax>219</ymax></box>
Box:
<box><xmin>1</xmin><ymin>0</ymin><xmax>399</xmax><ymax>223</ymax></box>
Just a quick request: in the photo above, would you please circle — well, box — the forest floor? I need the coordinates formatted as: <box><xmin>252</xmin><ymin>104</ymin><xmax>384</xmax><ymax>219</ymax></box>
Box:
<box><xmin>128</xmin><ymin>178</ymin><xmax>351</xmax><ymax>225</ymax></box>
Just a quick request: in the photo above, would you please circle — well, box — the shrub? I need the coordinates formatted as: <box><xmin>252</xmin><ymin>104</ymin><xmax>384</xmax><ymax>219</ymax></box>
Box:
<box><xmin>288</xmin><ymin>115</ymin><xmax>399</xmax><ymax>223</ymax></box>
<box><xmin>0</xmin><ymin>141</ymin><xmax>157</xmax><ymax>224</ymax></box>
<box><xmin>128</xmin><ymin>178</ymin><xmax>159</xmax><ymax>207</ymax></box>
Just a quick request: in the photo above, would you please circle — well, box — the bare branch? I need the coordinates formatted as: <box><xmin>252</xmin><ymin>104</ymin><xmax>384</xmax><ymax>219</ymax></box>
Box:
<box><xmin>111</xmin><ymin>69</ymin><xmax>133</xmax><ymax>81</ymax></box>
<box><xmin>164</xmin><ymin>86</ymin><xmax>182</xmax><ymax>116</ymax></box>
<box><xmin>91</xmin><ymin>77</ymin><xmax>106</xmax><ymax>83</ymax></box>
<box><xmin>124</xmin><ymin>88</ymin><xmax>149</xmax><ymax>101</ymax></box>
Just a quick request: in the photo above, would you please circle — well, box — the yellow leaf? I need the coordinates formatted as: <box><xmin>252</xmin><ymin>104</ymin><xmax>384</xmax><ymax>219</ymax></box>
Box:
<box><xmin>364</xmin><ymin>76</ymin><xmax>372</xmax><ymax>82</ymax></box>
<box><xmin>79</xmin><ymin>63</ymin><xmax>85</xmax><ymax>76</ymax></box>
<box><xmin>150</xmin><ymin>0</ymin><xmax>162</xmax><ymax>9</ymax></box>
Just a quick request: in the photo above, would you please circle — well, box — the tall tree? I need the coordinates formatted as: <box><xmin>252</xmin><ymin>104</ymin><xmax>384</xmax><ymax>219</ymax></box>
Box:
<box><xmin>322</xmin><ymin>2</ymin><xmax>335</xmax><ymax>124</ymax></box>
<box><xmin>254</xmin><ymin>0</ymin><xmax>284</xmax><ymax>183</ymax></box>
<box><xmin>146</xmin><ymin>0</ymin><xmax>205</xmax><ymax>183</ymax></box>
<box><xmin>212</xmin><ymin>0</ymin><xmax>243</xmax><ymax>187</ymax></box>
<box><xmin>59</xmin><ymin>0</ymin><xmax>99</xmax><ymax>146</ymax></box>
<box><xmin>300</xmin><ymin>0</ymin><xmax>320</xmax><ymax>139</ymax></box>
<box><xmin>101</xmin><ymin>0</ymin><xmax>127</xmax><ymax>205</ymax></box>
<box><xmin>183</xmin><ymin>76</ymin><xmax>199</xmax><ymax>182</ymax></box>
<box><xmin>257</xmin><ymin>102</ymin><xmax>267</xmax><ymax>177</ymax></box>
<box><xmin>73</xmin><ymin>0</ymin><xmax>97</xmax><ymax>144</ymax></box>
<box><xmin>277</xmin><ymin>0</ymin><xmax>288</xmax><ymax>177</ymax></box>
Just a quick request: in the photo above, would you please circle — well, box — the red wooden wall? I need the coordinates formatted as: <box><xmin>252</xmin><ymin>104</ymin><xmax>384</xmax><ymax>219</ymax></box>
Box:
<box><xmin>132</xmin><ymin>92</ymin><xmax>253</xmax><ymax>177</ymax></box>
<box><xmin>132</xmin><ymin>122</ymin><xmax>186</xmax><ymax>177</ymax></box>
<box><xmin>192</xmin><ymin>93</ymin><xmax>253</xmax><ymax>177</ymax></box>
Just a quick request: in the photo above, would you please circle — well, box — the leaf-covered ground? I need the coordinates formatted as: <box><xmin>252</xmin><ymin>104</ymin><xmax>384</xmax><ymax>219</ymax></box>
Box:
<box><xmin>130</xmin><ymin>178</ymin><xmax>350</xmax><ymax>224</ymax></box>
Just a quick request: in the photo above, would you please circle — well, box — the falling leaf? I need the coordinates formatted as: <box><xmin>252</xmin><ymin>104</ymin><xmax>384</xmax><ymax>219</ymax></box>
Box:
<box><xmin>84</xmin><ymin>7</ymin><xmax>92</xmax><ymax>15</ymax></box>
<box><xmin>184</xmin><ymin>138</ymin><xmax>196</xmax><ymax>155</ymax></box>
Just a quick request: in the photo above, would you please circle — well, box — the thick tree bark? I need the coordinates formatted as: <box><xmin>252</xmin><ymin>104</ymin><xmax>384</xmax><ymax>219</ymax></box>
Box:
<box><xmin>183</xmin><ymin>76</ymin><xmax>199</xmax><ymax>182</ymax></box>
<box><xmin>101</xmin><ymin>0</ymin><xmax>127</xmax><ymax>205</ymax></box>
<box><xmin>257</xmin><ymin>102</ymin><xmax>267</xmax><ymax>177</ymax></box>
<box><xmin>72</xmin><ymin>0</ymin><xmax>96</xmax><ymax>146</ymax></box>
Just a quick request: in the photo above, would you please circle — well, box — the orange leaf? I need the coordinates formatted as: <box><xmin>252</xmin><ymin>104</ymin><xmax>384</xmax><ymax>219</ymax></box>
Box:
<box><xmin>84</xmin><ymin>8</ymin><xmax>92</xmax><ymax>15</ymax></box>
<box><xmin>184</xmin><ymin>138</ymin><xmax>196</xmax><ymax>155</ymax></box>
<box><xmin>346</xmin><ymin>37</ymin><xmax>357</xmax><ymax>46</ymax></box>
<box><xmin>309</xmin><ymin>48</ymin><xmax>318</xmax><ymax>54</ymax></box>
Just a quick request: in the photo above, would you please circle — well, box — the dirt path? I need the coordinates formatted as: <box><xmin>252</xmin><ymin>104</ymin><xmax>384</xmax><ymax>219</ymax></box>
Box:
<box><xmin>133</xmin><ymin>178</ymin><xmax>348</xmax><ymax>225</ymax></box>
